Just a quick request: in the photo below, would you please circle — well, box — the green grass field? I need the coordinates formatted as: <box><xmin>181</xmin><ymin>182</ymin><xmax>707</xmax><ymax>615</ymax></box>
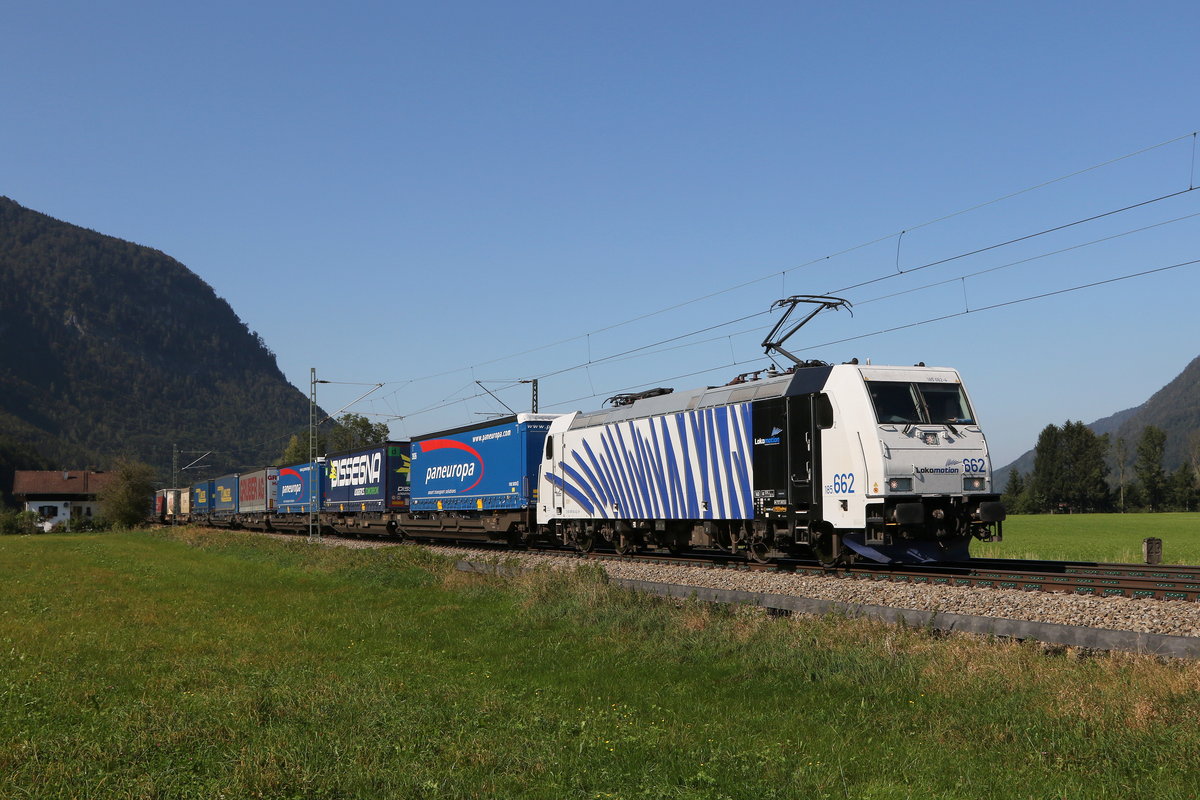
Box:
<box><xmin>973</xmin><ymin>512</ymin><xmax>1200</xmax><ymax>564</ymax></box>
<box><xmin>3</xmin><ymin>528</ymin><xmax>1200</xmax><ymax>799</ymax></box>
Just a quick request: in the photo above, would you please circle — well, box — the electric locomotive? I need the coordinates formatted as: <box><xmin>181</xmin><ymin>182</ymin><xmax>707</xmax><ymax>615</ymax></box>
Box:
<box><xmin>537</xmin><ymin>360</ymin><xmax>1005</xmax><ymax>564</ymax></box>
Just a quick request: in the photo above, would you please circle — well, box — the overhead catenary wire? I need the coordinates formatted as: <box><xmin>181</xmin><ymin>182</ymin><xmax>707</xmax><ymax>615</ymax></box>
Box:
<box><xmin>376</xmin><ymin>184</ymin><xmax>1200</xmax><ymax>419</ymax></box>
<box><xmin>187</xmin><ymin>380</ymin><xmax>385</xmax><ymax>470</ymax></box>
<box><xmin>367</xmin><ymin>131</ymin><xmax>1199</xmax><ymax>398</ymax></box>
<box><xmin>831</xmin><ymin>186</ymin><xmax>1197</xmax><ymax>295</ymax></box>
<box><xmin>535</xmin><ymin>256</ymin><xmax>1200</xmax><ymax>413</ymax></box>
<box><xmin>383</xmin><ymin>253</ymin><xmax>1200</xmax><ymax>423</ymax></box>
<box><xmin>305</xmin><ymin>131</ymin><xmax>1200</xmax><ymax>434</ymax></box>
<box><xmin>853</xmin><ymin>207</ymin><xmax>1200</xmax><ymax>307</ymax></box>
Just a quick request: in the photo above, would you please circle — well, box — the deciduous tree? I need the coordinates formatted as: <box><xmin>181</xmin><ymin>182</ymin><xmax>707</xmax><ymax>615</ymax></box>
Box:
<box><xmin>1169</xmin><ymin>463</ymin><xmax>1197</xmax><ymax>511</ymax></box>
<box><xmin>97</xmin><ymin>459</ymin><xmax>157</xmax><ymax>528</ymax></box>
<box><xmin>1135</xmin><ymin>425</ymin><xmax>1168</xmax><ymax>511</ymax></box>
<box><xmin>327</xmin><ymin>413</ymin><xmax>391</xmax><ymax>453</ymax></box>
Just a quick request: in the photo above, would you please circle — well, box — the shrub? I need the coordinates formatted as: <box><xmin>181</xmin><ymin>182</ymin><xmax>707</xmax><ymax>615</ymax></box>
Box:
<box><xmin>0</xmin><ymin>510</ymin><xmax>41</xmax><ymax>535</ymax></box>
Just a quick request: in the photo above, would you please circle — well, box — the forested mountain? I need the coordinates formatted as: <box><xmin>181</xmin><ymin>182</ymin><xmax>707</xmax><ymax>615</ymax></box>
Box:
<box><xmin>0</xmin><ymin>197</ymin><xmax>318</xmax><ymax>488</ymax></box>
<box><xmin>995</xmin><ymin>354</ymin><xmax>1200</xmax><ymax>480</ymax></box>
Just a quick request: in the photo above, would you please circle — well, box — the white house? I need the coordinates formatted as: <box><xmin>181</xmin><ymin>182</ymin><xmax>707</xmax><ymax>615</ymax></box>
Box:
<box><xmin>11</xmin><ymin>470</ymin><xmax>114</xmax><ymax>531</ymax></box>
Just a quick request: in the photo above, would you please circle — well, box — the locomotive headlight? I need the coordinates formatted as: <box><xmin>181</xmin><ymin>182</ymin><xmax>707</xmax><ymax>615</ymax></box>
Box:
<box><xmin>963</xmin><ymin>476</ymin><xmax>987</xmax><ymax>492</ymax></box>
<box><xmin>887</xmin><ymin>477</ymin><xmax>913</xmax><ymax>493</ymax></box>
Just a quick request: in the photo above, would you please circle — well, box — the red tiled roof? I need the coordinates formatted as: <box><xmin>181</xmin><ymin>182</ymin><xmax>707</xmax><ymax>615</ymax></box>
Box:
<box><xmin>11</xmin><ymin>470</ymin><xmax>116</xmax><ymax>498</ymax></box>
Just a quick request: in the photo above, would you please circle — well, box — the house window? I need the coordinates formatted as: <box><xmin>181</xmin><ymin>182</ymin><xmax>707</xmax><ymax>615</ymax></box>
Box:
<box><xmin>38</xmin><ymin>505</ymin><xmax>58</xmax><ymax>518</ymax></box>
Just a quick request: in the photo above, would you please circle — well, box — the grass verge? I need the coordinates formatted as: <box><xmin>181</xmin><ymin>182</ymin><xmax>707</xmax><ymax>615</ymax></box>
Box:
<box><xmin>2</xmin><ymin>528</ymin><xmax>1199</xmax><ymax>799</ymax></box>
<box><xmin>974</xmin><ymin>512</ymin><xmax>1200</xmax><ymax>563</ymax></box>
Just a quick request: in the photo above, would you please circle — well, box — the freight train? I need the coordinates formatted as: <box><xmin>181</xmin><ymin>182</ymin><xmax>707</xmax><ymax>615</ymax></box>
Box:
<box><xmin>155</xmin><ymin>359</ymin><xmax>1005</xmax><ymax>565</ymax></box>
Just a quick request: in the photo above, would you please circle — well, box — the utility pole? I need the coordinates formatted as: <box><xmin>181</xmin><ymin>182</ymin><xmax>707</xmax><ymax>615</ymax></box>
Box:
<box><xmin>521</xmin><ymin>378</ymin><xmax>539</xmax><ymax>413</ymax></box>
<box><xmin>309</xmin><ymin>367</ymin><xmax>320</xmax><ymax>542</ymax></box>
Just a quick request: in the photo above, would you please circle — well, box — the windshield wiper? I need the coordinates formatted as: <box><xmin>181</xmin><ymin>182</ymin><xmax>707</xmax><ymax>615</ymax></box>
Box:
<box><xmin>913</xmin><ymin>386</ymin><xmax>933</xmax><ymax>425</ymax></box>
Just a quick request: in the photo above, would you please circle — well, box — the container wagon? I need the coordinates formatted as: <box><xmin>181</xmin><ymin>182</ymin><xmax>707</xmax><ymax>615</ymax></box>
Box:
<box><xmin>236</xmin><ymin>468</ymin><xmax>278</xmax><ymax>528</ymax></box>
<box><xmin>323</xmin><ymin>443</ymin><xmax>411</xmax><ymax>535</ymax></box>
<box><xmin>403</xmin><ymin>414</ymin><xmax>559</xmax><ymax>543</ymax></box>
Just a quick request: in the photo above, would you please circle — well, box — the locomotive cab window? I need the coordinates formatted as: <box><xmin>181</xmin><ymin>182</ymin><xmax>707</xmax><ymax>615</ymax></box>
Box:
<box><xmin>868</xmin><ymin>381</ymin><xmax>975</xmax><ymax>425</ymax></box>
<box><xmin>918</xmin><ymin>383</ymin><xmax>974</xmax><ymax>424</ymax></box>
<box><xmin>816</xmin><ymin>393</ymin><xmax>834</xmax><ymax>429</ymax></box>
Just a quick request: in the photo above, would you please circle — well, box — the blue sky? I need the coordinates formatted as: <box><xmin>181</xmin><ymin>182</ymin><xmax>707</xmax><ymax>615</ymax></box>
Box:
<box><xmin>4</xmin><ymin>1</ymin><xmax>1199</xmax><ymax>466</ymax></box>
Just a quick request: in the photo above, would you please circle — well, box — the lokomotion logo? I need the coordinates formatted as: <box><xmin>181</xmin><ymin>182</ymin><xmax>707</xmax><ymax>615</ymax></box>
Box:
<box><xmin>416</xmin><ymin>439</ymin><xmax>485</xmax><ymax>493</ymax></box>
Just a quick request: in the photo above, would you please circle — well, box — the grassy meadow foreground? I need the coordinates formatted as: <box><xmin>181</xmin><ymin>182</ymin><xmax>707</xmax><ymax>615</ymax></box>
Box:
<box><xmin>3</xmin><ymin>530</ymin><xmax>1200</xmax><ymax>799</ymax></box>
<box><xmin>973</xmin><ymin>512</ymin><xmax>1200</xmax><ymax>563</ymax></box>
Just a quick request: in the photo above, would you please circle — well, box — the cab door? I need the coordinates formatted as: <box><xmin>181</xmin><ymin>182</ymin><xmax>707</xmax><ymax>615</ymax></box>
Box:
<box><xmin>543</xmin><ymin>431</ymin><xmax>565</xmax><ymax>518</ymax></box>
<box><xmin>788</xmin><ymin>393</ymin><xmax>832</xmax><ymax>529</ymax></box>
<box><xmin>788</xmin><ymin>395</ymin><xmax>815</xmax><ymax>512</ymax></box>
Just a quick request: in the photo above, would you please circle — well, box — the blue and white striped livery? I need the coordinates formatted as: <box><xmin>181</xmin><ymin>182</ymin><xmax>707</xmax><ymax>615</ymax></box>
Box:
<box><xmin>541</xmin><ymin>403</ymin><xmax>754</xmax><ymax>521</ymax></box>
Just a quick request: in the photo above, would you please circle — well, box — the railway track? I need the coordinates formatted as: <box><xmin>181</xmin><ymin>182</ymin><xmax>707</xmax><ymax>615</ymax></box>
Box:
<box><xmin>837</xmin><ymin>562</ymin><xmax>1200</xmax><ymax>602</ymax></box>
<box><xmin>408</xmin><ymin>539</ymin><xmax>1200</xmax><ymax>603</ymax></box>
<box><xmin>200</xmin><ymin>523</ymin><xmax>1200</xmax><ymax>602</ymax></box>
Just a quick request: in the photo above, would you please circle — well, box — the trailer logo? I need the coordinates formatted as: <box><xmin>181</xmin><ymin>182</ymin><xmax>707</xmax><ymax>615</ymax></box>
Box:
<box><xmin>279</xmin><ymin>467</ymin><xmax>306</xmax><ymax>496</ymax></box>
<box><xmin>328</xmin><ymin>453</ymin><xmax>382</xmax><ymax>488</ymax></box>
<box><xmin>416</xmin><ymin>439</ymin><xmax>485</xmax><ymax>492</ymax></box>
<box><xmin>241</xmin><ymin>476</ymin><xmax>266</xmax><ymax>503</ymax></box>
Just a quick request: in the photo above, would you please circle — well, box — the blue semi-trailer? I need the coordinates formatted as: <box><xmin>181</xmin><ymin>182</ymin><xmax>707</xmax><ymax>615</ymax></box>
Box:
<box><xmin>191</xmin><ymin>479</ymin><xmax>214</xmax><ymax>520</ymax></box>
<box><xmin>323</xmin><ymin>442</ymin><xmax>411</xmax><ymax>513</ymax></box>
<box><xmin>275</xmin><ymin>461</ymin><xmax>326</xmax><ymax>515</ymax></box>
<box><xmin>212</xmin><ymin>473</ymin><xmax>239</xmax><ymax>519</ymax></box>
<box><xmin>401</xmin><ymin>414</ymin><xmax>559</xmax><ymax>542</ymax></box>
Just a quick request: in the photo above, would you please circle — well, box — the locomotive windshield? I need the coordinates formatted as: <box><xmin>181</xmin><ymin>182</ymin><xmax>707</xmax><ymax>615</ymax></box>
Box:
<box><xmin>867</xmin><ymin>381</ymin><xmax>975</xmax><ymax>425</ymax></box>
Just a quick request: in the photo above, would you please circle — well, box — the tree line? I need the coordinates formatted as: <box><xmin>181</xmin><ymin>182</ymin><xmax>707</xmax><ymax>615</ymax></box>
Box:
<box><xmin>1003</xmin><ymin>422</ymin><xmax>1199</xmax><ymax>513</ymax></box>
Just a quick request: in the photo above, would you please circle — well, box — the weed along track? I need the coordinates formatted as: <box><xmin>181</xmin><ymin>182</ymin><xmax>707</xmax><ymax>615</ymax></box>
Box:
<box><xmin>231</xmin><ymin>528</ymin><xmax>1200</xmax><ymax>657</ymax></box>
<box><xmin>448</xmin><ymin>547</ymin><xmax>1200</xmax><ymax>658</ymax></box>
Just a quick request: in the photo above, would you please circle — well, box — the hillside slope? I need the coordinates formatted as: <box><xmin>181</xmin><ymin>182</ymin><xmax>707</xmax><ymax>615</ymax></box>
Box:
<box><xmin>995</xmin><ymin>355</ymin><xmax>1200</xmax><ymax>480</ymax></box>
<box><xmin>0</xmin><ymin>197</ymin><xmax>314</xmax><ymax>482</ymax></box>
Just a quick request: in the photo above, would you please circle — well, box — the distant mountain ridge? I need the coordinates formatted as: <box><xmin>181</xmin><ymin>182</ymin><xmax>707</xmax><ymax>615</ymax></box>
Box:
<box><xmin>995</xmin><ymin>354</ymin><xmax>1200</xmax><ymax>481</ymax></box>
<box><xmin>0</xmin><ymin>197</ymin><xmax>316</xmax><ymax>486</ymax></box>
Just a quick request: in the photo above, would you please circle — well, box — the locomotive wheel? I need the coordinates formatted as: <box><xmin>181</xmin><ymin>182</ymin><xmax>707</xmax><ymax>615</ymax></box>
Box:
<box><xmin>813</xmin><ymin>532</ymin><xmax>844</xmax><ymax>567</ymax></box>
<box><xmin>575</xmin><ymin>528</ymin><xmax>595</xmax><ymax>553</ymax></box>
<box><xmin>747</xmin><ymin>537</ymin><xmax>771</xmax><ymax>564</ymax></box>
<box><xmin>714</xmin><ymin>527</ymin><xmax>734</xmax><ymax>552</ymax></box>
<box><xmin>613</xmin><ymin>532</ymin><xmax>635</xmax><ymax>556</ymax></box>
